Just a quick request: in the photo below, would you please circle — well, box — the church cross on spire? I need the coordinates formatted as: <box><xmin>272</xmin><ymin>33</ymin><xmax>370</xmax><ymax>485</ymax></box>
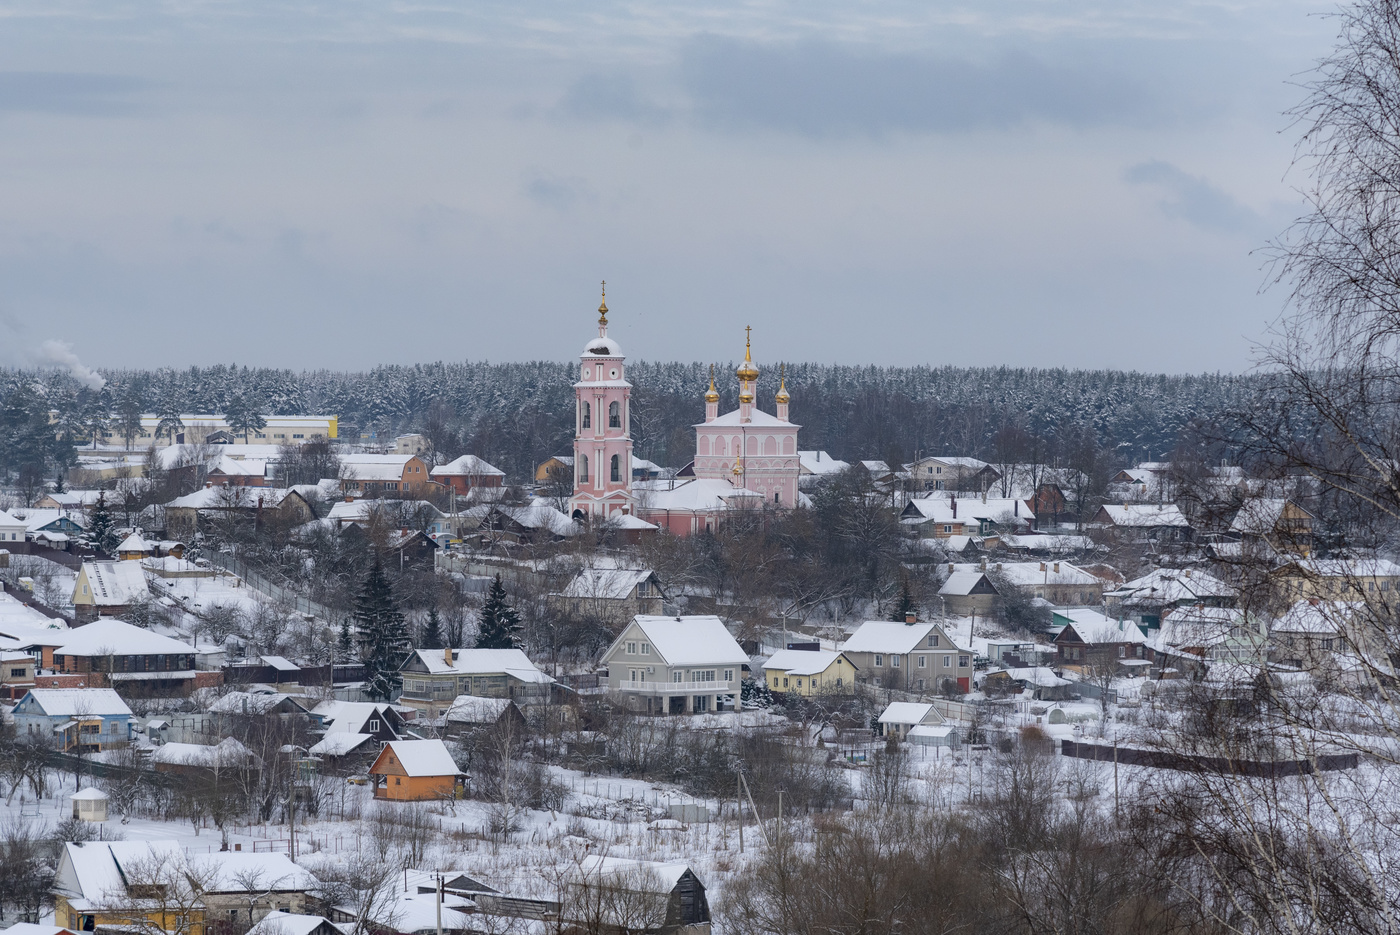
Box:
<box><xmin>597</xmin><ymin>280</ymin><xmax>609</xmax><ymax>335</ymax></box>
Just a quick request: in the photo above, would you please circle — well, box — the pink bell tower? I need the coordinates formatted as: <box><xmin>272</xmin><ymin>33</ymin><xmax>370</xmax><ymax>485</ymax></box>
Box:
<box><xmin>568</xmin><ymin>284</ymin><xmax>635</xmax><ymax>521</ymax></box>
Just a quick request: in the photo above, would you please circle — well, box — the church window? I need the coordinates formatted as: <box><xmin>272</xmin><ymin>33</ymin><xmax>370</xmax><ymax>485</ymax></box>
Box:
<box><xmin>609</xmin><ymin>401</ymin><xmax>621</xmax><ymax>428</ymax></box>
<box><xmin>579</xmin><ymin>455</ymin><xmax>589</xmax><ymax>483</ymax></box>
<box><xmin>748</xmin><ymin>436</ymin><xmax>758</xmax><ymax>455</ymax></box>
<box><xmin>783</xmin><ymin>436</ymin><xmax>795</xmax><ymax>455</ymax></box>
<box><xmin>764</xmin><ymin>436</ymin><xmax>777</xmax><ymax>455</ymax></box>
<box><xmin>581</xmin><ymin>403</ymin><xmax>591</xmax><ymax>429</ymax></box>
<box><xmin>699</xmin><ymin>436</ymin><xmax>711</xmax><ymax>455</ymax></box>
<box><xmin>610</xmin><ymin>454</ymin><xmax>621</xmax><ymax>482</ymax></box>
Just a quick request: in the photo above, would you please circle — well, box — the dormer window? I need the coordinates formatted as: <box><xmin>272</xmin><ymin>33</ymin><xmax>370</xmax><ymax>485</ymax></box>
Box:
<box><xmin>368</xmin><ymin>719</ymin><xmax>380</xmax><ymax>732</ymax></box>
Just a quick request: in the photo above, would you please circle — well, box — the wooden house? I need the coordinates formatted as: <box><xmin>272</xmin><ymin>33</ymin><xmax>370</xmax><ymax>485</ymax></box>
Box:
<box><xmin>368</xmin><ymin>739</ymin><xmax>466</xmax><ymax>801</ymax></box>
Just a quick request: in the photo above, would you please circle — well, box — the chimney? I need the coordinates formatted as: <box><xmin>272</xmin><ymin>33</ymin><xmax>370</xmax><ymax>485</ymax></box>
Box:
<box><xmin>951</xmin><ymin>497</ymin><xmax>957</xmax><ymax>518</ymax></box>
<box><xmin>905</xmin><ymin>612</ymin><xmax>917</xmax><ymax>624</ymax></box>
<box><xmin>1039</xmin><ymin>562</ymin><xmax>1047</xmax><ymax>572</ymax></box>
<box><xmin>1014</xmin><ymin>500</ymin><xmax>1019</xmax><ymax>516</ymax></box>
<box><xmin>444</xmin><ymin>647</ymin><xmax>454</xmax><ymax>667</ymax></box>
<box><xmin>1053</xmin><ymin>562</ymin><xmax>1060</xmax><ymax>573</ymax></box>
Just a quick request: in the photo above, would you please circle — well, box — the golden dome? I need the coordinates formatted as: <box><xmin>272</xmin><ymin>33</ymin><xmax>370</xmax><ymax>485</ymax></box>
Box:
<box><xmin>705</xmin><ymin>364</ymin><xmax>719</xmax><ymax>403</ymax></box>
<box><xmin>775</xmin><ymin>364</ymin><xmax>790</xmax><ymax>403</ymax></box>
<box><xmin>736</xmin><ymin>326</ymin><xmax>759</xmax><ymax>381</ymax></box>
<box><xmin>732</xmin><ymin>452</ymin><xmax>743</xmax><ymax>476</ymax></box>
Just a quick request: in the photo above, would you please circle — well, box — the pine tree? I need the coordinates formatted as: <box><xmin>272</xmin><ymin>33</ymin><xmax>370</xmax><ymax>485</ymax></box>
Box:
<box><xmin>337</xmin><ymin>617</ymin><xmax>354</xmax><ymax>663</ymax></box>
<box><xmin>890</xmin><ymin>576</ymin><xmax>917</xmax><ymax>623</ymax></box>
<box><xmin>420</xmin><ymin>607</ymin><xmax>444</xmax><ymax>650</ymax></box>
<box><xmin>354</xmin><ymin>562</ymin><xmax>411</xmax><ymax>701</ymax></box>
<box><xmin>476</xmin><ymin>574</ymin><xmax>522</xmax><ymax>649</ymax></box>
<box><xmin>88</xmin><ymin>492</ymin><xmax>116</xmax><ymax>555</ymax></box>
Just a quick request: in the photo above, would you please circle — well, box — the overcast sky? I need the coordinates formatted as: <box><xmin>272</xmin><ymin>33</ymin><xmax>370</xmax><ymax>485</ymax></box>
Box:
<box><xmin>0</xmin><ymin>1</ymin><xmax>1337</xmax><ymax>374</ymax></box>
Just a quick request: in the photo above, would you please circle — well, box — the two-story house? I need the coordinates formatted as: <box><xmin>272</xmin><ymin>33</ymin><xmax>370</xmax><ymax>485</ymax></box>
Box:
<box><xmin>899</xmin><ymin>495</ymin><xmax>1034</xmax><ymax>540</ymax></box>
<box><xmin>397</xmin><ymin>648</ymin><xmax>555</xmax><ymax>710</ymax></box>
<box><xmin>338</xmin><ymin>454</ymin><xmax>438</xmax><ymax>495</ymax></box>
<box><xmin>1229</xmin><ymin>497</ymin><xmax>1314</xmax><ymax>557</ymax></box>
<box><xmin>430</xmin><ymin>454</ymin><xmax>506</xmax><ymax>497</ymax></box>
<box><xmin>51</xmin><ymin>619</ymin><xmax>207</xmax><ymax>696</ymax></box>
<box><xmin>71</xmin><ymin>561</ymin><xmax>152</xmax><ymax>622</ymax></box>
<box><xmin>839</xmin><ymin>618</ymin><xmax>973</xmax><ymax>693</ymax></box>
<box><xmin>600</xmin><ymin>616</ymin><xmax>748</xmax><ymax>715</ymax></box>
<box><xmin>1052</xmin><ymin>609</ymin><xmax>1152</xmax><ymax>671</ymax></box>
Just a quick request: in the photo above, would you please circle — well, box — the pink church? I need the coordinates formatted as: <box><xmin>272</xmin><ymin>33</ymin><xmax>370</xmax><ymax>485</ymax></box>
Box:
<box><xmin>567</xmin><ymin>291</ymin><xmax>636</xmax><ymax>521</ymax></box>
<box><xmin>690</xmin><ymin>329</ymin><xmax>800</xmax><ymax>508</ymax></box>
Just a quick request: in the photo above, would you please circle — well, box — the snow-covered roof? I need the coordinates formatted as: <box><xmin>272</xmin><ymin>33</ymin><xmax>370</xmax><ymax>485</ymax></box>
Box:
<box><xmin>207</xmin><ymin>692</ymin><xmax>307</xmax><ymax>716</ymax></box>
<box><xmin>1057</xmin><ymin>609</ymin><xmax>1147</xmax><ymax>645</ymax></box>
<box><xmin>1105</xmin><ymin>567</ymin><xmax>1237</xmax><ymax>605</ymax></box>
<box><xmin>696</xmin><ymin>407</ymin><xmax>794</xmax><ymax>428</ymax></box>
<box><xmin>151</xmin><ymin>737</ymin><xmax>261</xmax><ymax>769</ymax></box>
<box><xmin>21</xmin><ymin>688</ymin><xmax>131</xmax><ymax>717</ymax></box>
<box><xmin>1004</xmin><ymin>666</ymin><xmax>1071</xmax><ymax>687</ymax></box>
<box><xmin>116</xmin><ymin>532</ymin><xmax>152</xmax><ymax>553</ymax></box>
<box><xmin>572</xmin><ymin>855</ymin><xmax>698</xmax><ymax>893</ymax></box>
<box><xmin>938</xmin><ymin>570</ymin><xmax>990</xmax><ymax>597</ymax></box>
<box><xmin>208</xmin><ymin>456</ymin><xmax>268</xmax><ymax>478</ymax></box>
<box><xmin>797</xmin><ymin>451</ymin><xmax>849</xmax><ymax>475</ymax></box>
<box><xmin>633</xmin><ymin>478</ymin><xmax>766</xmax><ymax>513</ymax></box>
<box><xmin>999</xmin><ymin>534</ymin><xmax>1097</xmax><ymax>552</ymax></box>
<box><xmin>0</xmin><ymin>508</ymin><xmax>25</xmax><ymax>529</ymax></box>
<box><xmin>375</xmin><ymin>739</ymin><xmax>462</xmax><ymax>777</ymax></box>
<box><xmin>11</xmin><ymin>508</ymin><xmax>88</xmax><ymax>533</ymax></box>
<box><xmin>312</xmin><ymin>701</ymin><xmax>397</xmax><ymax>734</ymax></box>
<box><xmin>55</xmin><ymin>840</ymin><xmax>183</xmax><ymax>905</ymax></box>
<box><xmin>492</xmin><ymin>504</ymin><xmax>580</xmax><ymax>537</ymax></box>
<box><xmin>407</xmin><ymin>648</ymin><xmax>554</xmax><ymax>683</ymax></box>
<box><xmin>904</xmin><ymin>495</ymin><xmax>1031</xmax><ymax>524</ymax></box>
<box><xmin>1271</xmin><ymin>600</ymin><xmax>1358</xmax><ymax>635</ymax></box>
<box><xmin>1098</xmin><ymin>504</ymin><xmax>1190</xmax><ymax>527</ymax></box>
<box><xmin>431</xmin><ymin>454</ymin><xmax>505</xmax><ymax>477</ymax></box>
<box><xmin>841</xmin><ymin>620</ymin><xmax>941</xmax><ymax>655</ymax></box>
<box><xmin>166</xmin><ymin>487</ymin><xmax>292</xmax><ymax>510</ymax></box>
<box><xmin>559</xmin><ymin>567</ymin><xmax>655</xmax><ymax>600</ymax></box>
<box><xmin>877</xmin><ymin>702</ymin><xmax>944</xmax><ymax>725</ymax></box>
<box><xmin>624</xmin><ymin>616</ymin><xmax>748</xmax><ymax>666</ymax></box>
<box><xmin>602</xmin><ymin>513</ymin><xmax>659</xmax><ymax>531</ymax></box>
<box><xmin>308</xmin><ymin>732</ymin><xmax>375</xmax><ymax>757</ymax></box>
<box><xmin>53</xmin><ymin>618</ymin><xmax>194</xmax><ymax>657</ymax></box>
<box><xmin>1282</xmin><ymin>558</ymin><xmax>1400</xmax><ymax>578</ymax></box>
<box><xmin>762</xmin><ymin>649</ymin><xmax>848</xmax><ymax>676</ymax></box>
<box><xmin>187</xmin><ymin>852</ymin><xmax>316</xmax><ymax>893</ymax></box>
<box><xmin>76</xmin><ymin>562</ymin><xmax>149</xmax><ymax>607</ymax></box>
<box><xmin>246</xmin><ymin>911</ymin><xmax>337</xmax><ymax>935</ymax></box>
<box><xmin>958</xmin><ymin>561</ymin><xmax>1101</xmax><ymax>588</ymax></box>
<box><xmin>1229</xmin><ymin>497</ymin><xmax>1305</xmax><ymax>535</ymax></box>
<box><xmin>1154</xmin><ymin>606</ymin><xmax>1249</xmax><ymax>649</ymax></box>
<box><xmin>261</xmin><ymin>655</ymin><xmax>300</xmax><ymax>671</ymax></box>
<box><xmin>71</xmin><ymin>787</ymin><xmax>108</xmax><ymax>800</ymax></box>
<box><xmin>444</xmin><ymin>695</ymin><xmax>514</xmax><ymax>724</ymax></box>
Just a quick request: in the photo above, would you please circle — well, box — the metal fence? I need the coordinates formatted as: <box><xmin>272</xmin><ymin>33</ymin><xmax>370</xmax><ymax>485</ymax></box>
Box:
<box><xmin>205</xmin><ymin>551</ymin><xmax>343</xmax><ymax>622</ymax></box>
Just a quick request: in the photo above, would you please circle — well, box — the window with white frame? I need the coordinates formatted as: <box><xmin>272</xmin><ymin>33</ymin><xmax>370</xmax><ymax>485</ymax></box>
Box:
<box><xmin>874</xmin><ymin>654</ymin><xmax>884</xmax><ymax>667</ymax></box>
<box><xmin>626</xmin><ymin>641</ymin><xmax>637</xmax><ymax>655</ymax></box>
<box><xmin>891</xmin><ymin>655</ymin><xmax>900</xmax><ymax>668</ymax></box>
<box><xmin>640</xmin><ymin>643</ymin><xmax>650</xmax><ymax>655</ymax></box>
<box><xmin>672</xmin><ymin>671</ymin><xmax>683</xmax><ymax>683</ymax></box>
<box><xmin>918</xmin><ymin>655</ymin><xmax>926</xmax><ymax>668</ymax></box>
<box><xmin>723</xmin><ymin>669</ymin><xmax>734</xmax><ymax>682</ymax></box>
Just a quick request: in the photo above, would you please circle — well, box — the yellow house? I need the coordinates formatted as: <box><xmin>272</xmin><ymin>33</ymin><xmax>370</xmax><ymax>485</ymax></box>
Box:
<box><xmin>763</xmin><ymin>649</ymin><xmax>858</xmax><ymax>697</ymax></box>
<box><xmin>53</xmin><ymin>840</ymin><xmax>206</xmax><ymax>935</ymax></box>
<box><xmin>1272</xmin><ymin>559</ymin><xmax>1400</xmax><ymax>602</ymax></box>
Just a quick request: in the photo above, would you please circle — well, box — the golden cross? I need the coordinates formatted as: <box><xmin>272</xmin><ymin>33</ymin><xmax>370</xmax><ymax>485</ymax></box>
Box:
<box><xmin>601</xmin><ymin>280</ymin><xmax>606</xmax><ymax>299</ymax></box>
<box><xmin>745</xmin><ymin>325</ymin><xmax>751</xmax><ymax>346</ymax></box>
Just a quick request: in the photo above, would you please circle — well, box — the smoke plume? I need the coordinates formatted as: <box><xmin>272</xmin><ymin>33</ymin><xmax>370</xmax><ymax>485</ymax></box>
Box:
<box><xmin>36</xmin><ymin>339</ymin><xmax>106</xmax><ymax>390</ymax></box>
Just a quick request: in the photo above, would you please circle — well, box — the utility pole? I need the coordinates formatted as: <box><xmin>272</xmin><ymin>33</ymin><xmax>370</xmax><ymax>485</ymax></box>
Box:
<box><xmin>436</xmin><ymin>873</ymin><xmax>443</xmax><ymax>935</ymax></box>
<box><xmin>736</xmin><ymin>771</ymin><xmax>744</xmax><ymax>854</ymax></box>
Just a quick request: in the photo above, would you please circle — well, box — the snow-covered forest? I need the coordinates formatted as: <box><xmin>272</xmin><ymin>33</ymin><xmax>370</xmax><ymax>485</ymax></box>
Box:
<box><xmin>8</xmin><ymin>362</ymin><xmax>1251</xmax><ymax>478</ymax></box>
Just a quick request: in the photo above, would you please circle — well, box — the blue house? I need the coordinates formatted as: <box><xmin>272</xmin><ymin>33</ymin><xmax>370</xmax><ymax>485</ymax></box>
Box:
<box><xmin>13</xmin><ymin>688</ymin><xmax>133</xmax><ymax>753</ymax></box>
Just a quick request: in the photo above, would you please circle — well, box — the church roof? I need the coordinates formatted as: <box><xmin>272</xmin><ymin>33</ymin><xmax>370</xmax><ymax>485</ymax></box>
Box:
<box><xmin>696</xmin><ymin>408</ymin><xmax>798</xmax><ymax>428</ymax></box>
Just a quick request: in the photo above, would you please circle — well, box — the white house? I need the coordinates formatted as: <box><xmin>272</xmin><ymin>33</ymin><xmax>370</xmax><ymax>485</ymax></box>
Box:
<box><xmin>600</xmin><ymin>615</ymin><xmax>748</xmax><ymax>715</ymax></box>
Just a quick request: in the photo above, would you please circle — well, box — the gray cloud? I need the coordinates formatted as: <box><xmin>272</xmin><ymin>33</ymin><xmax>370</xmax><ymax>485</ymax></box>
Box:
<box><xmin>677</xmin><ymin>36</ymin><xmax>1157</xmax><ymax>136</ymax></box>
<box><xmin>0</xmin><ymin>72</ymin><xmax>145</xmax><ymax>116</ymax></box>
<box><xmin>524</xmin><ymin>172</ymin><xmax>596</xmax><ymax>212</ymax></box>
<box><xmin>1125</xmin><ymin>160</ymin><xmax>1259</xmax><ymax>233</ymax></box>
<box><xmin>557</xmin><ymin>72</ymin><xmax>671</xmax><ymax>125</ymax></box>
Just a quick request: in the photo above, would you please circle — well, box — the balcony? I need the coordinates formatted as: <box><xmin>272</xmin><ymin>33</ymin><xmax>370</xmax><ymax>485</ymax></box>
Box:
<box><xmin>616</xmin><ymin>680</ymin><xmax>736</xmax><ymax>694</ymax></box>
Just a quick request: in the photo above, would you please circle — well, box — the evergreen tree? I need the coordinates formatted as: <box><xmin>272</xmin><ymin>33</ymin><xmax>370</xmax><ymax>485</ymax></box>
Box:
<box><xmin>337</xmin><ymin>617</ymin><xmax>354</xmax><ymax>662</ymax></box>
<box><xmin>88</xmin><ymin>492</ymin><xmax>117</xmax><ymax>554</ymax></box>
<box><xmin>354</xmin><ymin>562</ymin><xmax>411</xmax><ymax>700</ymax></box>
<box><xmin>890</xmin><ymin>576</ymin><xmax>917</xmax><ymax>622</ymax></box>
<box><xmin>420</xmin><ymin>607</ymin><xmax>444</xmax><ymax>650</ymax></box>
<box><xmin>476</xmin><ymin>574</ymin><xmax>522</xmax><ymax>649</ymax></box>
